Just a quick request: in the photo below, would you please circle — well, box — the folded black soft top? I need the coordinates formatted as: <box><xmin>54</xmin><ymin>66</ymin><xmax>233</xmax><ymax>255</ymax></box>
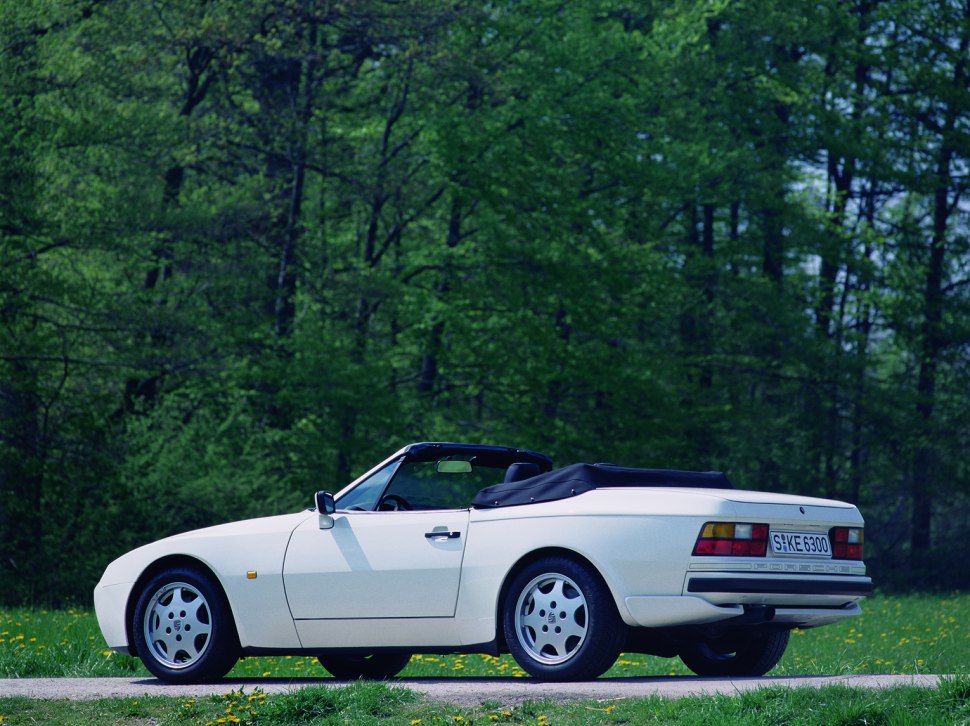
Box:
<box><xmin>472</xmin><ymin>463</ymin><xmax>733</xmax><ymax>509</ymax></box>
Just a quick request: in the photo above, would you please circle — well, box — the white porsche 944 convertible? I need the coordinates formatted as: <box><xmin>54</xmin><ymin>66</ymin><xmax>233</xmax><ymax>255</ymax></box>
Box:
<box><xmin>95</xmin><ymin>442</ymin><xmax>872</xmax><ymax>683</ymax></box>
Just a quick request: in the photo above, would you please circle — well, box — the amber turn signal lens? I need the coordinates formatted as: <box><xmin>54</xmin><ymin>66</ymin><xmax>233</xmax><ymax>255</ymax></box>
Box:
<box><xmin>693</xmin><ymin>522</ymin><xmax>769</xmax><ymax>557</ymax></box>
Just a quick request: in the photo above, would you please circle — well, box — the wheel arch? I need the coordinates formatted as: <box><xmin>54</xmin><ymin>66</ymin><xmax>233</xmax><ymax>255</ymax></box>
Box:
<box><xmin>494</xmin><ymin>546</ymin><xmax>619</xmax><ymax>649</ymax></box>
<box><xmin>124</xmin><ymin>555</ymin><xmax>232</xmax><ymax>658</ymax></box>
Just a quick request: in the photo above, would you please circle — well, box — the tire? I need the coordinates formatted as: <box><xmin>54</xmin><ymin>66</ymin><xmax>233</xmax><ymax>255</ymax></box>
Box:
<box><xmin>679</xmin><ymin>629</ymin><xmax>790</xmax><ymax>677</ymax></box>
<box><xmin>317</xmin><ymin>652</ymin><xmax>412</xmax><ymax>679</ymax></box>
<box><xmin>132</xmin><ymin>566</ymin><xmax>239</xmax><ymax>684</ymax></box>
<box><xmin>502</xmin><ymin>556</ymin><xmax>625</xmax><ymax>681</ymax></box>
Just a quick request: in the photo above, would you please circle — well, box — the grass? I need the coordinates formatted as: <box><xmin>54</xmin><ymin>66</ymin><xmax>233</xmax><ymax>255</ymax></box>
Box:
<box><xmin>1</xmin><ymin>678</ymin><xmax>969</xmax><ymax>725</ymax></box>
<box><xmin>0</xmin><ymin>593</ymin><xmax>968</xmax><ymax>724</ymax></box>
<box><xmin>1</xmin><ymin>592</ymin><xmax>967</xmax><ymax>680</ymax></box>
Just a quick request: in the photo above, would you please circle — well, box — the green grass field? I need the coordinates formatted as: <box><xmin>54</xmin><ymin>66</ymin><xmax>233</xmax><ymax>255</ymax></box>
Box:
<box><xmin>1</xmin><ymin>593</ymin><xmax>968</xmax><ymax>724</ymax></box>
<box><xmin>1</xmin><ymin>592</ymin><xmax>967</xmax><ymax>680</ymax></box>
<box><xmin>2</xmin><ymin>678</ymin><xmax>969</xmax><ymax>725</ymax></box>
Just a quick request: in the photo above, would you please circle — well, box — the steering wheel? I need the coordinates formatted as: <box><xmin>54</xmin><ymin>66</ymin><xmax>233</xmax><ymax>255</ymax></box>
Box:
<box><xmin>378</xmin><ymin>494</ymin><xmax>413</xmax><ymax>511</ymax></box>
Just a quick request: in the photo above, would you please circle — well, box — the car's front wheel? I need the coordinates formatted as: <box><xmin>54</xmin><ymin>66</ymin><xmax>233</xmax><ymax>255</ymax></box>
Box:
<box><xmin>132</xmin><ymin>566</ymin><xmax>239</xmax><ymax>684</ymax></box>
<box><xmin>679</xmin><ymin>629</ymin><xmax>790</xmax><ymax>676</ymax></box>
<box><xmin>317</xmin><ymin>652</ymin><xmax>412</xmax><ymax>679</ymax></box>
<box><xmin>502</xmin><ymin>556</ymin><xmax>625</xmax><ymax>681</ymax></box>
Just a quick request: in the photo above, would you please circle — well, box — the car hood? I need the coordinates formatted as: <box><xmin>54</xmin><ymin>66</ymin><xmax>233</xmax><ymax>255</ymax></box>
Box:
<box><xmin>160</xmin><ymin>511</ymin><xmax>312</xmax><ymax>543</ymax></box>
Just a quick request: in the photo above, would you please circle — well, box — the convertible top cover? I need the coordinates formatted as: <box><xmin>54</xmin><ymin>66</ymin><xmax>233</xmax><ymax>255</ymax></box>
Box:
<box><xmin>472</xmin><ymin>463</ymin><xmax>733</xmax><ymax>509</ymax></box>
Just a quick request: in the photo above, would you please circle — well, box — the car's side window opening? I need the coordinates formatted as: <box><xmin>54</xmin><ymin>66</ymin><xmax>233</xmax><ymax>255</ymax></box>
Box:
<box><xmin>379</xmin><ymin>457</ymin><xmax>507</xmax><ymax>510</ymax></box>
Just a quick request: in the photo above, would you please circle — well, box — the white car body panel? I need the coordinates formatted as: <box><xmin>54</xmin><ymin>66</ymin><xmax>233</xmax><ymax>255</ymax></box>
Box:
<box><xmin>94</xmin><ymin>446</ymin><xmax>872</xmax><ymax>669</ymax></box>
<box><xmin>96</xmin><ymin>512</ymin><xmax>310</xmax><ymax>652</ymax></box>
<box><xmin>284</xmin><ymin>510</ymin><xmax>470</xmax><ymax>621</ymax></box>
<box><xmin>294</xmin><ymin>617</ymin><xmax>466</xmax><ymax>649</ymax></box>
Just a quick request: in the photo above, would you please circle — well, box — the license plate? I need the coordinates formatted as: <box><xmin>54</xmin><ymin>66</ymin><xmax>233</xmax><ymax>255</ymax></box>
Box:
<box><xmin>769</xmin><ymin>531</ymin><xmax>832</xmax><ymax>557</ymax></box>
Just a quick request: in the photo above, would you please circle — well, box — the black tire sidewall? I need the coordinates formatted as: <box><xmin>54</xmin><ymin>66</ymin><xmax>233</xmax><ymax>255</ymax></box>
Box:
<box><xmin>679</xmin><ymin>629</ymin><xmax>790</xmax><ymax>677</ymax></box>
<box><xmin>502</xmin><ymin>556</ymin><xmax>624</xmax><ymax>681</ymax></box>
<box><xmin>132</xmin><ymin>566</ymin><xmax>238</xmax><ymax>684</ymax></box>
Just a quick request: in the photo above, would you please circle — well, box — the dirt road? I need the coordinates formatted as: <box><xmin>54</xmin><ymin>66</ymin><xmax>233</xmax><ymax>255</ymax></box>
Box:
<box><xmin>0</xmin><ymin>674</ymin><xmax>944</xmax><ymax>706</ymax></box>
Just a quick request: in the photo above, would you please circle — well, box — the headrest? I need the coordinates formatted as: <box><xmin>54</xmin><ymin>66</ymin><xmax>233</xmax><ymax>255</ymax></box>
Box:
<box><xmin>504</xmin><ymin>462</ymin><xmax>540</xmax><ymax>483</ymax></box>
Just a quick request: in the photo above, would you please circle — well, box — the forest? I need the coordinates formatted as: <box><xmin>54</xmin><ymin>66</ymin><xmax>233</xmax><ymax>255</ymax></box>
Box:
<box><xmin>1</xmin><ymin>0</ymin><xmax>969</xmax><ymax>604</ymax></box>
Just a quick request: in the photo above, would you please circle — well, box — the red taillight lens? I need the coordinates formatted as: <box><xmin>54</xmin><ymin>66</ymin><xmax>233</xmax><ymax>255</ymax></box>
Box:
<box><xmin>830</xmin><ymin>527</ymin><xmax>864</xmax><ymax>560</ymax></box>
<box><xmin>693</xmin><ymin>522</ymin><xmax>769</xmax><ymax>557</ymax></box>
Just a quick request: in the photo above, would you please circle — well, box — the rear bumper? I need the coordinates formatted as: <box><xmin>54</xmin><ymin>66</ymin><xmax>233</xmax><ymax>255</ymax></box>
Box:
<box><xmin>687</xmin><ymin>576</ymin><xmax>873</xmax><ymax>598</ymax></box>
<box><xmin>683</xmin><ymin>572</ymin><xmax>872</xmax><ymax>620</ymax></box>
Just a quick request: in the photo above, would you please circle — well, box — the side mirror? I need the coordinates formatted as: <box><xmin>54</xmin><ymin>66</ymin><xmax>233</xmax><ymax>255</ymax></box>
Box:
<box><xmin>315</xmin><ymin>491</ymin><xmax>336</xmax><ymax>530</ymax></box>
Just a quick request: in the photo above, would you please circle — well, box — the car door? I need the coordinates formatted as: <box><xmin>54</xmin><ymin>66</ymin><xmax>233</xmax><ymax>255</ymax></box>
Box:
<box><xmin>282</xmin><ymin>509</ymin><xmax>470</xmax><ymax>621</ymax></box>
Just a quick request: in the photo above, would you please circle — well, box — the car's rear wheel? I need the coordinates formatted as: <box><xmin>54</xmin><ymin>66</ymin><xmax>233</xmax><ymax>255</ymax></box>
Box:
<box><xmin>132</xmin><ymin>566</ymin><xmax>239</xmax><ymax>684</ymax></box>
<box><xmin>317</xmin><ymin>652</ymin><xmax>412</xmax><ymax>679</ymax></box>
<box><xmin>679</xmin><ymin>629</ymin><xmax>790</xmax><ymax>676</ymax></box>
<box><xmin>502</xmin><ymin>556</ymin><xmax>624</xmax><ymax>681</ymax></box>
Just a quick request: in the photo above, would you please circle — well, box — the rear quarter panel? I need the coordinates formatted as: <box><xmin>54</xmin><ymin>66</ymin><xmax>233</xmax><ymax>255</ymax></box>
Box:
<box><xmin>457</xmin><ymin>489</ymin><xmax>737</xmax><ymax>640</ymax></box>
<box><xmin>458</xmin><ymin>488</ymin><xmax>866</xmax><ymax>640</ymax></box>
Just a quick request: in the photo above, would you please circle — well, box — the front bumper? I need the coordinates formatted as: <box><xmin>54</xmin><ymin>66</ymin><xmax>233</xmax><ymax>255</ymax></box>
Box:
<box><xmin>93</xmin><ymin>581</ymin><xmax>135</xmax><ymax>652</ymax></box>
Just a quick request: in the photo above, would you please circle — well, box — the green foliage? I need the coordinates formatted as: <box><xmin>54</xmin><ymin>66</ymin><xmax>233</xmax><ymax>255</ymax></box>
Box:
<box><xmin>1</xmin><ymin>0</ymin><xmax>969</xmax><ymax>603</ymax></box>
<box><xmin>256</xmin><ymin>682</ymin><xmax>416</xmax><ymax>724</ymax></box>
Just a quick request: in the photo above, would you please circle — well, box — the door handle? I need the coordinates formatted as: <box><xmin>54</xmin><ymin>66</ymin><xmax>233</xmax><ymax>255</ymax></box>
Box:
<box><xmin>425</xmin><ymin>531</ymin><xmax>461</xmax><ymax>540</ymax></box>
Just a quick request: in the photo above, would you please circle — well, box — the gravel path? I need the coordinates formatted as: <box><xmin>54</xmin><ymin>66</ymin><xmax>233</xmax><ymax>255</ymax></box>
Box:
<box><xmin>0</xmin><ymin>675</ymin><xmax>945</xmax><ymax>706</ymax></box>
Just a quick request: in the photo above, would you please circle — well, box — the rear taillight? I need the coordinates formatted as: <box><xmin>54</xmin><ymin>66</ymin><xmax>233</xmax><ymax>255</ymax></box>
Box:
<box><xmin>693</xmin><ymin>522</ymin><xmax>769</xmax><ymax>557</ymax></box>
<box><xmin>830</xmin><ymin>527</ymin><xmax>864</xmax><ymax>560</ymax></box>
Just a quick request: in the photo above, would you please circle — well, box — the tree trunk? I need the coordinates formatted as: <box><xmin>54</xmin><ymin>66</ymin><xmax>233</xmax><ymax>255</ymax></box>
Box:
<box><xmin>418</xmin><ymin>195</ymin><xmax>462</xmax><ymax>397</ymax></box>
<box><xmin>910</xmin><ymin>16</ymin><xmax>967</xmax><ymax>553</ymax></box>
<box><xmin>911</xmin><ymin>153</ymin><xmax>951</xmax><ymax>552</ymax></box>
